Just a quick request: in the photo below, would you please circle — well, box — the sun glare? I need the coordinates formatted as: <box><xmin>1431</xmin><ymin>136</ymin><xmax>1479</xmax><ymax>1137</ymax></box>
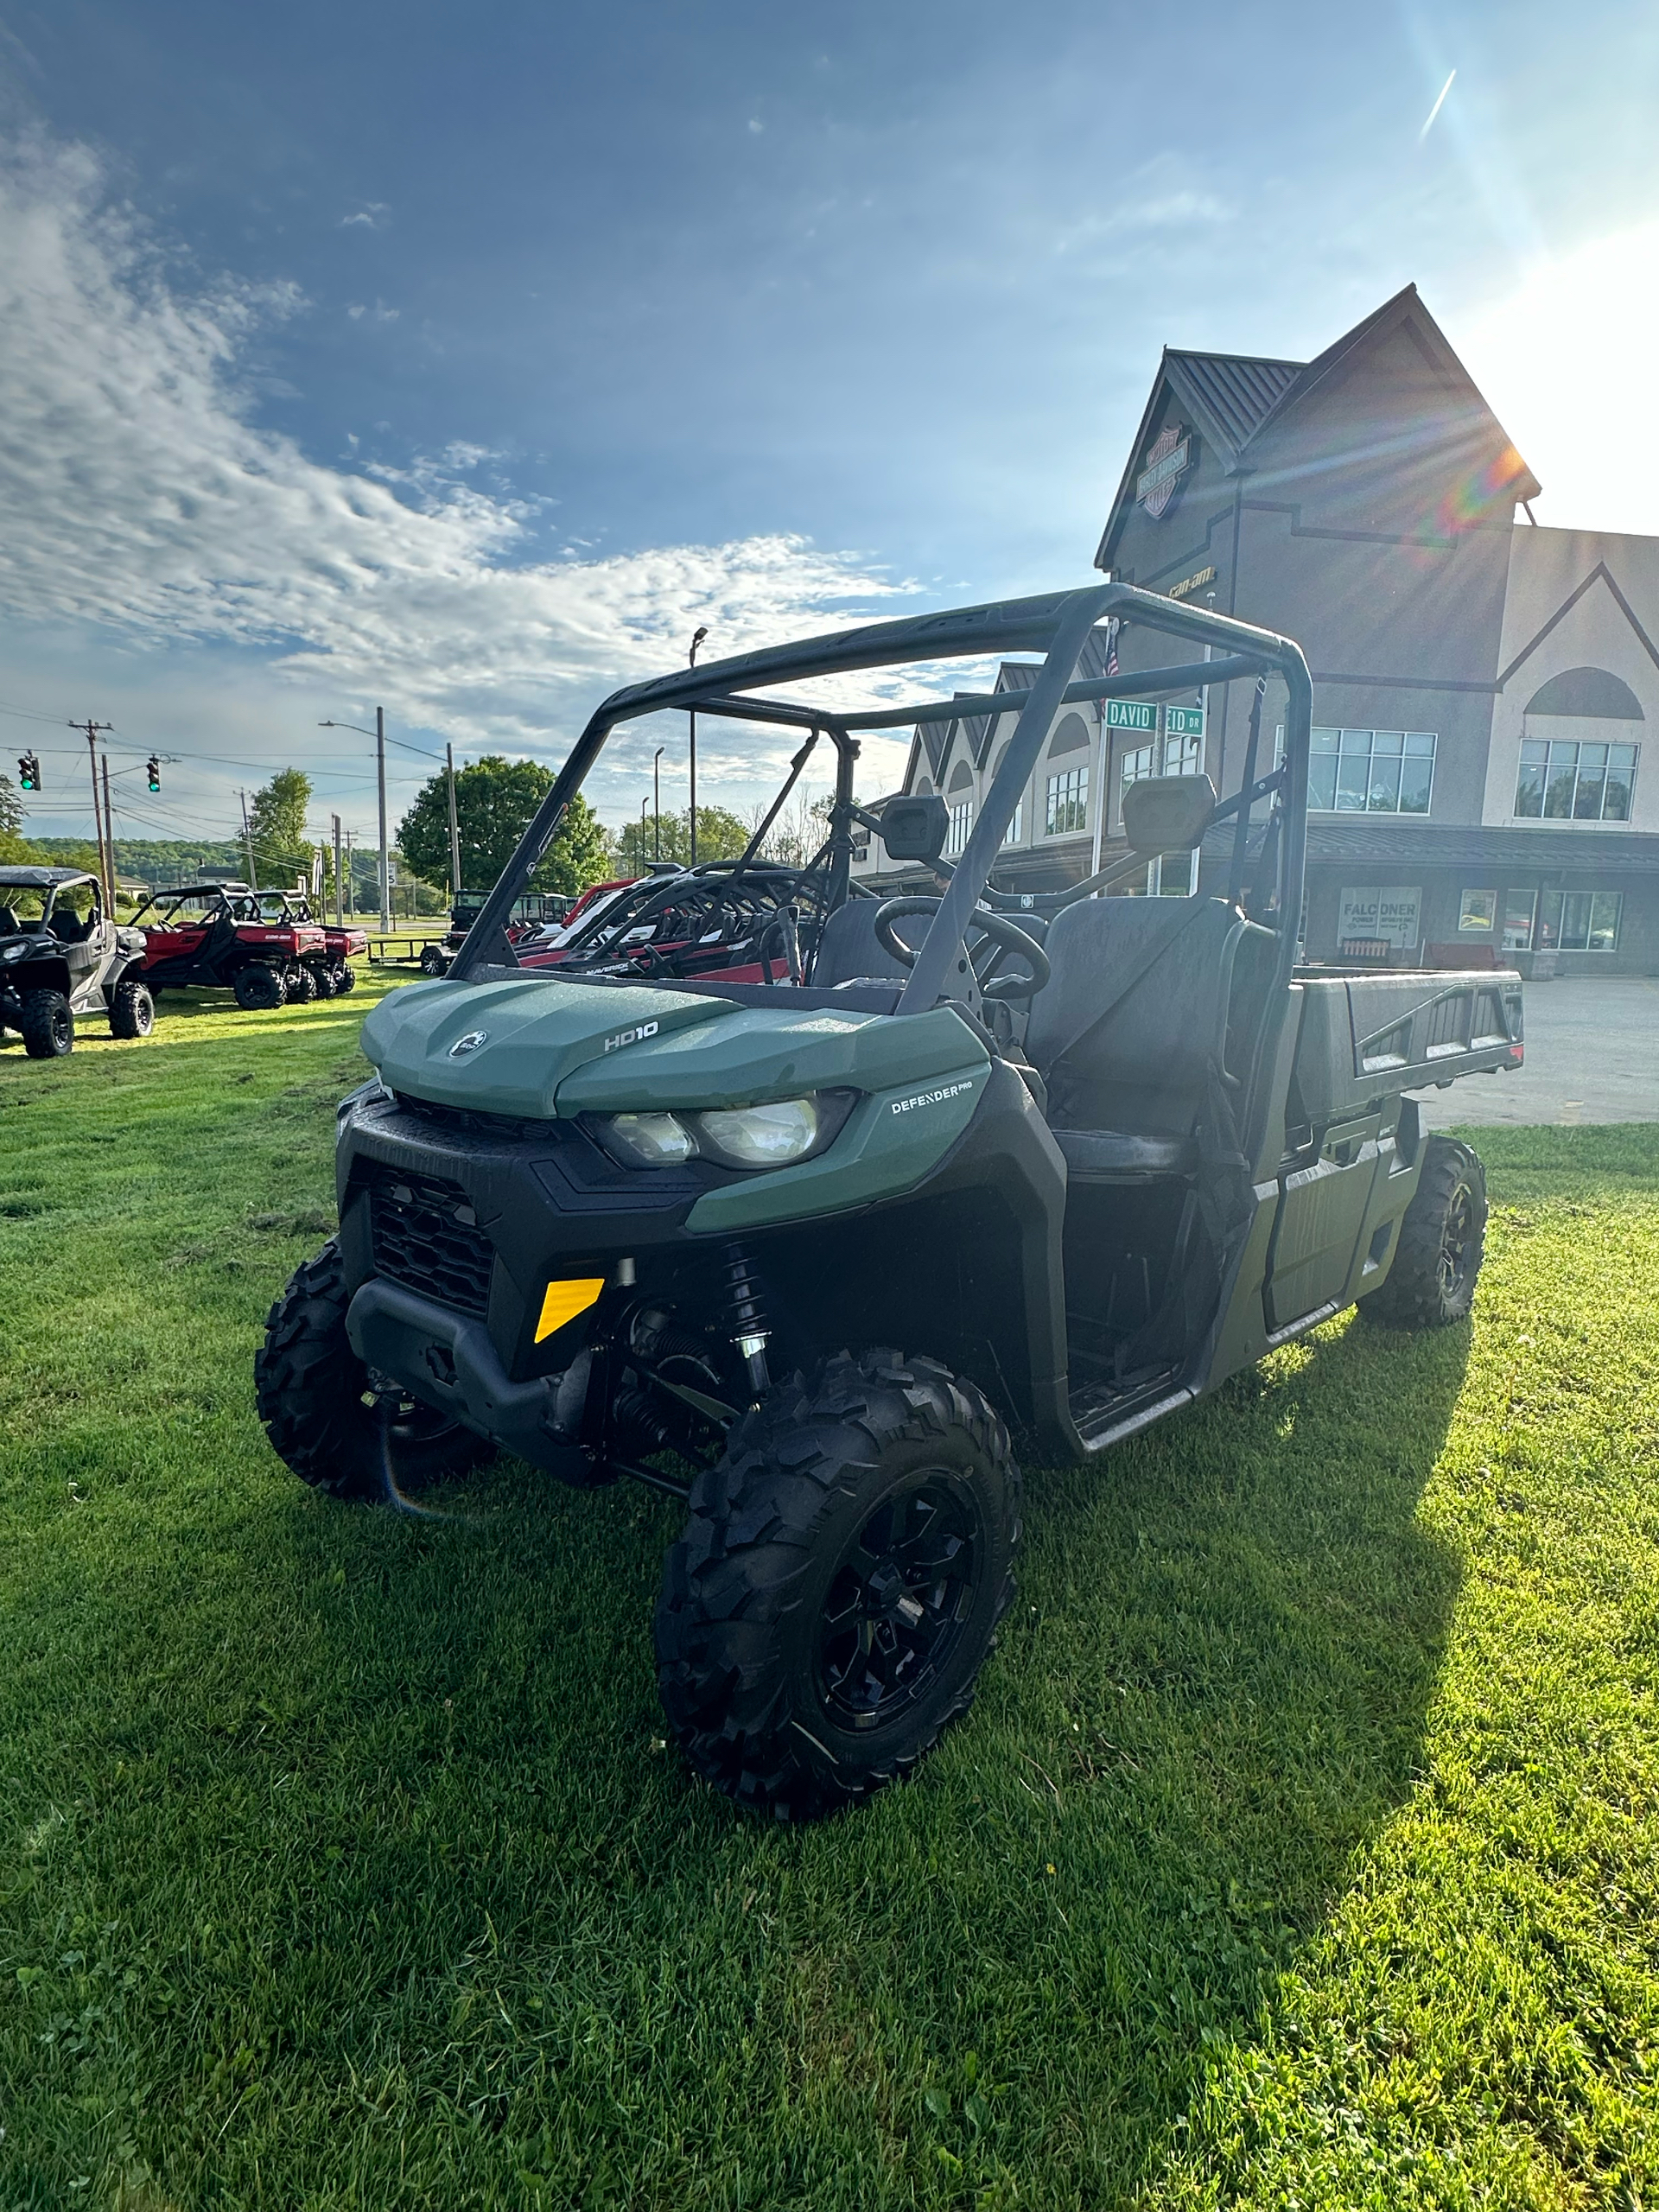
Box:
<box><xmin>1459</xmin><ymin>220</ymin><xmax>1659</xmax><ymax>536</ymax></box>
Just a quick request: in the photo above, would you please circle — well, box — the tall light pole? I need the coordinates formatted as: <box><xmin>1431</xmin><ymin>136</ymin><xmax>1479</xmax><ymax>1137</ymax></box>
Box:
<box><xmin>688</xmin><ymin>625</ymin><xmax>709</xmax><ymax>866</ymax></box>
<box><xmin>446</xmin><ymin>742</ymin><xmax>462</xmax><ymax>899</ymax></box>
<box><xmin>652</xmin><ymin>746</ymin><xmax>664</xmax><ymax>861</ymax></box>
<box><xmin>332</xmin><ymin>814</ymin><xmax>344</xmax><ymax>926</ymax></box>
<box><xmin>321</xmin><ymin>711</ymin><xmax>391</xmax><ymax>932</ymax></box>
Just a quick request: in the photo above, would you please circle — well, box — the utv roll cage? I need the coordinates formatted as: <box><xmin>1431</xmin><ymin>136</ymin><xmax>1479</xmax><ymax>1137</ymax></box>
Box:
<box><xmin>454</xmin><ymin>583</ymin><xmax>1311</xmax><ymax>1156</ymax></box>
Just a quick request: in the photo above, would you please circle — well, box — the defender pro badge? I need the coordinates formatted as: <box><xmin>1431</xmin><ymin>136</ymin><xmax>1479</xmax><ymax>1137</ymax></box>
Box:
<box><xmin>448</xmin><ymin>1029</ymin><xmax>489</xmax><ymax>1058</ymax></box>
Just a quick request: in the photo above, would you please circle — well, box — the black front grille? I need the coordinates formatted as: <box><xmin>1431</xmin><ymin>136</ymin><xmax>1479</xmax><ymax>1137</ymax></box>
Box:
<box><xmin>368</xmin><ymin>1167</ymin><xmax>495</xmax><ymax>1315</ymax></box>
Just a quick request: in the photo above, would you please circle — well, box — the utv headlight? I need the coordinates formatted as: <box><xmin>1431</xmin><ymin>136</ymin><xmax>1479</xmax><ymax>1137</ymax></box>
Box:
<box><xmin>593</xmin><ymin>1092</ymin><xmax>853</xmax><ymax>1173</ymax></box>
<box><xmin>696</xmin><ymin>1096</ymin><xmax>820</xmax><ymax>1167</ymax></box>
<box><xmin>3</xmin><ymin>940</ymin><xmax>28</xmax><ymax>960</ymax></box>
<box><xmin>603</xmin><ymin>1110</ymin><xmax>699</xmax><ymax>1166</ymax></box>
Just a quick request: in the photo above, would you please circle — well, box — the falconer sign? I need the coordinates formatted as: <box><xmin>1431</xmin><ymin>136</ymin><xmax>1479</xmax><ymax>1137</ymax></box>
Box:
<box><xmin>1136</xmin><ymin>423</ymin><xmax>1191</xmax><ymax>519</ymax></box>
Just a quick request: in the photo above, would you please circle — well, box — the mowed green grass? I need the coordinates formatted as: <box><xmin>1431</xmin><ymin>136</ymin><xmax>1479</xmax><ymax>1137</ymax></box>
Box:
<box><xmin>3</xmin><ymin>982</ymin><xmax>1658</xmax><ymax>2211</ymax></box>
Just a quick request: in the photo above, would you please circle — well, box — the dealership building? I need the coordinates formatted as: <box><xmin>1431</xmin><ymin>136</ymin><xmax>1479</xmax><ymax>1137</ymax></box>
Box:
<box><xmin>855</xmin><ymin>284</ymin><xmax>1659</xmax><ymax>976</ymax></box>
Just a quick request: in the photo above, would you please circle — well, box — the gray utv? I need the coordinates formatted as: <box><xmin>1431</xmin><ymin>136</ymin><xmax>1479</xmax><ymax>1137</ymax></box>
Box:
<box><xmin>256</xmin><ymin>584</ymin><xmax>1522</xmax><ymax>1818</ymax></box>
<box><xmin>0</xmin><ymin>867</ymin><xmax>154</xmax><ymax>1057</ymax></box>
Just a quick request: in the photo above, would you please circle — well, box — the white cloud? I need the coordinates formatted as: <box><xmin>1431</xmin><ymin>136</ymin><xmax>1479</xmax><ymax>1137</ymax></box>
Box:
<box><xmin>1456</xmin><ymin>219</ymin><xmax>1659</xmax><ymax>535</ymax></box>
<box><xmin>0</xmin><ymin>131</ymin><xmax>936</xmax><ymax>804</ymax></box>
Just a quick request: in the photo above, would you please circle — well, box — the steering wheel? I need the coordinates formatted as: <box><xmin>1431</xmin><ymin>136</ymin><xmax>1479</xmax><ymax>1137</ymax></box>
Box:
<box><xmin>874</xmin><ymin>896</ymin><xmax>1051</xmax><ymax>1001</ymax></box>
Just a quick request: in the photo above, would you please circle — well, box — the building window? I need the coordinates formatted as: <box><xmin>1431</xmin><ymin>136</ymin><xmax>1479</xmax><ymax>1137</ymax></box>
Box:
<box><xmin>1538</xmin><ymin>890</ymin><xmax>1621</xmax><ymax>952</ymax></box>
<box><xmin>1150</xmin><ymin>851</ymin><xmax>1198</xmax><ymax>897</ymax></box>
<box><xmin>1165</xmin><ymin>730</ymin><xmax>1203</xmax><ymax>778</ymax></box>
<box><xmin>1500</xmin><ymin>891</ymin><xmax>1536</xmax><ymax>951</ymax></box>
<box><xmin>1121</xmin><ymin>742</ymin><xmax>1155</xmax><ymax>795</ymax></box>
<box><xmin>1309</xmin><ymin>728</ymin><xmax>1436</xmax><ymax>813</ymax></box>
<box><xmin>1046</xmin><ymin>766</ymin><xmax>1088</xmax><ymax>836</ymax></box>
<box><xmin>1002</xmin><ymin>799</ymin><xmax>1023</xmax><ymax>846</ymax></box>
<box><xmin>1515</xmin><ymin>740</ymin><xmax>1637</xmax><ymax>821</ymax></box>
<box><xmin>945</xmin><ymin>800</ymin><xmax>974</xmax><ymax>857</ymax></box>
<box><xmin>1459</xmin><ymin>889</ymin><xmax>1497</xmax><ymax>932</ymax></box>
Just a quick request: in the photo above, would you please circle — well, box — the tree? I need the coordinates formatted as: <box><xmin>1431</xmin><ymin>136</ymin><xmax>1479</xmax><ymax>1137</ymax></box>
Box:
<box><xmin>614</xmin><ymin>804</ymin><xmax>753</xmax><ymax>878</ymax></box>
<box><xmin>247</xmin><ymin>769</ymin><xmax>314</xmax><ymax>889</ymax></box>
<box><xmin>397</xmin><ymin>755</ymin><xmax>613</xmax><ymax>899</ymax></box>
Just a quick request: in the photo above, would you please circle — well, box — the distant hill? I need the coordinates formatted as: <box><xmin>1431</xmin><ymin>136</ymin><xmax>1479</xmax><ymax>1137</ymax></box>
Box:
<box><xmin>30</xmin><ymin>836</ymin><xmax>245</xmax><ymax>887</ymax></box>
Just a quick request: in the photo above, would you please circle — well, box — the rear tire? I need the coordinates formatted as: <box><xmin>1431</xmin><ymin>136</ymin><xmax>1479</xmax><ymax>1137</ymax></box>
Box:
<box><xmin>233</xmin><ymin>963</ymin><xmax>285</xmax><ymax>1010</ymax></box>
<box><xmin>286</xmin><ymin>963</ymin><xmax>318</xmax><ymax>1004</ymax></box>
<box><xmin>254</xmin><ymin>1239</ymin><xmax>496</xmax><ymax>1500</ymax></box>
<box><xmin>333</xmin><ymin>963</ymin><xmax>358</xmax><ymax>994</ymax></box>
<box><xmin>1361</xmin><ymin>1135</ymin><xmax>1487</xmax><ymax>1328</ymax></box>
<box><xmin>308</xmin><ymin>961</ymin><xmax>336</xmax><ymax>999</ymax></box>
<box><xmin>656</xmin><ymin>1349</ymin><xmax>1020</xmax><ymax>1821</ymax></box>
<box><xmin>107</xmin><ymin>979</ymin><xmax>155</xmax><ymax>1039</ymax></box>
<box><xmin>21</xmin><ymin>988</ymin><xmax>73</xmax><ymax>1058</ymax></box>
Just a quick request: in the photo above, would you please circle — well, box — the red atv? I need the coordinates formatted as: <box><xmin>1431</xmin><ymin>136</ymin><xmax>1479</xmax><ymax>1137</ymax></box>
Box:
<box><xmin>130</xmin><ymin>882</ymin><xmax>328</xmax><ymax>1010</ymax></box>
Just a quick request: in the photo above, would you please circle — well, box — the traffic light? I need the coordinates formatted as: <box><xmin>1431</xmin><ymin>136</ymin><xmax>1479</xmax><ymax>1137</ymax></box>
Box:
<box><xmin>17</xmin><ymin>753</ymin><xmax>40</xmax><ymax>793</ymax></box>
<box><xmin>146</xmin><ymin>755</ymin><xmax>161</xmax><ymax>793</ymax></box>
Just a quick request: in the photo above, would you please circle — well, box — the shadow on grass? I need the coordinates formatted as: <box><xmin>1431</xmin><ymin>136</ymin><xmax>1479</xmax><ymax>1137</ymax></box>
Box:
<box><xmin>228</xmin><ymin>1306</ymin><xmax>1468</xmax><ymax>2203</ymax></box>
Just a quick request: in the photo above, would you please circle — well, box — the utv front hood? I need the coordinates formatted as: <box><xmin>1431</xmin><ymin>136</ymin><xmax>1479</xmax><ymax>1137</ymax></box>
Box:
<box><xmin>360</xmin><ymin>976</ymin><xmax>985</xmax><ymax>1121</ymax></box>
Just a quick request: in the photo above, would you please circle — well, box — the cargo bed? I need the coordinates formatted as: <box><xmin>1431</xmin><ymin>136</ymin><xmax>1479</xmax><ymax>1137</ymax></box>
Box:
<box><xmin>1288</xmin><ymin>966</ymin><xmax>1524</xmax><ymax>1128</ymax></box>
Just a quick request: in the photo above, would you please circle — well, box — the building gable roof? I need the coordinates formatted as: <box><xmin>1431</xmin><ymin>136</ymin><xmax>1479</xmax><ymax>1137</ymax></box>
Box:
<box><xmin>1095</xmin><ymin>283</ymin><xmax>1540</xmax><ymax>570</ymax></box>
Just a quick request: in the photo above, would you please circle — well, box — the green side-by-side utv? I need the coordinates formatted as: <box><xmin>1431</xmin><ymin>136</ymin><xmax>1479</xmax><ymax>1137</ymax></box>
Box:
<box><xmin>256</xmin><ymin>585</ymin><xmax>1523</xmax><ymax>1818</ymax></box>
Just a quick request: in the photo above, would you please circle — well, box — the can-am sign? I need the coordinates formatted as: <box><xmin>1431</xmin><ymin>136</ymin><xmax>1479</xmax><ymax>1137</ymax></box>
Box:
<box><xmin>1339</xmin><ymin>885</ymin><xmax>1421</xmax><ymax>950</ymax></box>
<box><xmin>1136</xmin><ymin>425</ymin><xmax>1192</xmax><ymax>519</ymax></box>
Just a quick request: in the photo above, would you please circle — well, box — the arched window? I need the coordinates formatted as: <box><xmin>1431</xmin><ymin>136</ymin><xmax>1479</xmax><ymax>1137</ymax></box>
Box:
<box><xmin>1516</xmin><ymin>667</ymin><xmax>1642</xmax><ymax>821</ymax></box>
<box><xmin>1524</xmin><ymin>667</ymin><xmax>1643</xmax><ymax>720</ymax></box>
<box><xmin>947</xmin><ymin>760</ymin><xmax>974</xmax><ymax>791</ymax></box>
<box><xmin>1044</xmin><ymin>713</ymin><xmax>1091</xmax><ymax>836</ymax></box>
<box><xmin>915</xmin><ymin>777</ymin><xmax>933</xmax><ymax>796</ymax></box>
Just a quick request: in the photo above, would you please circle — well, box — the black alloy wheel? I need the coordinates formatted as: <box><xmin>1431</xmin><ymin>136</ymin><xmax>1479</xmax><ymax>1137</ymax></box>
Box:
<box><xmin>20</xmin><ymin>988</ymin><xmax>74</xmax><ymax>1058</ymax></box>
<box><xmin>1361</xmin><ymin>1134</ymin><xmax>1488</xmax><ymax>1329</ymax></box>
<box><xmin>232</xmin><ymin>963</ymin><xmax>285</xmax><ymax>1011</ymax></box>
<box><xmin>657</xmin><ymin>1348</ymin><xmax>1020</xmax><ymax>1820</ymax></box>
<box><xmin>107</xmin><ymin>979</ymin><xmax>155</xmax><ymax>1039</ymax></box>
<box><xmin>817</xmin><ymin>1478</ymin><xmax>981</xmax><ymax>1729</ymax></box>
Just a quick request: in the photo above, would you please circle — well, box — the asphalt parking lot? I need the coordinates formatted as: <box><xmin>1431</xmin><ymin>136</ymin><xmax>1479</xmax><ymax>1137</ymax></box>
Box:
<box><xmin>1414</xmin><ymin>975</ymin><xmax>1659</xmax><ymax>1128</ymax></box>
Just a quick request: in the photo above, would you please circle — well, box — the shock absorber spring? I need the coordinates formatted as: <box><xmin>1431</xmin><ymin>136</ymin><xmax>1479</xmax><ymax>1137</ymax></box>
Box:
<box><xmin>722</xmin><ymin>1243</ymin><xmax>772</xmax><ymax>1396</ymax></box>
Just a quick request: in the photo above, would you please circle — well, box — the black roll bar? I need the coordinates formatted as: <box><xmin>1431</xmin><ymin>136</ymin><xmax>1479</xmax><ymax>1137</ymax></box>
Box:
<box><xmin>449</xmin><ymin>584</ymin><xmax>1313</xmax><ymax>1040</ymax></box>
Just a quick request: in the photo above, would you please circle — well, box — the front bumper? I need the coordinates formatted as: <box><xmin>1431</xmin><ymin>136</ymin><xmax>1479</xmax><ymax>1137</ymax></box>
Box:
<box><xmin>346</xmin><ymin>1277</ymin><xmax>593</xmax><ymax>1480</ymax></box>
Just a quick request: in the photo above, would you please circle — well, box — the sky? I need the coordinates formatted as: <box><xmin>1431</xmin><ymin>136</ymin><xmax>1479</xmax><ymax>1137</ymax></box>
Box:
<box><xmin>0</xmin><ymin>0</ymin><xmax>1656</xmax><ymax>859</ymax></box>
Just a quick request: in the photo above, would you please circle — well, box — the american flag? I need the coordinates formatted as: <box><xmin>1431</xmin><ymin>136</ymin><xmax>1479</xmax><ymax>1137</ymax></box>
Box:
<box><xmin>1105</xmin><ymin>618</ymin><xmax>1120</xmax><ymax>677</ymax></box>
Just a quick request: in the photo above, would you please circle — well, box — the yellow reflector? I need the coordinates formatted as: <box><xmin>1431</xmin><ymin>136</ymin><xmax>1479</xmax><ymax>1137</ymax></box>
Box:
<box><xmin>534</xmin><ymin>1276</ymin><xmax>606</xmax><ymax>1343</ymax></box>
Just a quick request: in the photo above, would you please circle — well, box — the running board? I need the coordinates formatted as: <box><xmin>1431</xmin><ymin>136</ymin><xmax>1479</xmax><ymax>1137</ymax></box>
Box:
<box><xmin>1264</xmin><ymin>1297</ymin><xmax>1344</xmax><ymax>1350</ymax></box>
<box><xmin>1074</xmin><ymin>1383</ymin><xmax>1195</xmax><ymax>1453</ymax></box>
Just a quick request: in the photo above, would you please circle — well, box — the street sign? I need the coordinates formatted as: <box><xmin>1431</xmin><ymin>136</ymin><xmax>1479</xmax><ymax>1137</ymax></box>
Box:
<box><xmin>1105</xmin><ymin>699</ymin><xmax>1156</xmax><ymax>732</ymax></box>
<box><xmin>1166</xmin><ymin>705</ymin><xmax>1205</xmax><ymax>739</ymax></box>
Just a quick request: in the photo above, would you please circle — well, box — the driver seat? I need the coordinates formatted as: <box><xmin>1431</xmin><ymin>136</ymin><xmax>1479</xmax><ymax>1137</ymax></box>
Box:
<box><xmin>808</xmin><ymin>899</ymin><xmax>909</xmax><ymax>989</ymax></box>
<box><xmin>1024</xmin><ymin>896</ymin><xmax>1276</xmax><ymax>1179</ymax></box>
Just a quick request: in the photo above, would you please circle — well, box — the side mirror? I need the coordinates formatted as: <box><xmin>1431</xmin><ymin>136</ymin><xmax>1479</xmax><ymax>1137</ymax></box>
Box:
<box><xmin>1122</xmin><ymin>773</ymin><xmax>1217</xmax><ymax>855</ymax></box>
<box><xmin>880</xmin><ymin>794</ymin><xmax>949</xmax><ymax>863</ymax></box>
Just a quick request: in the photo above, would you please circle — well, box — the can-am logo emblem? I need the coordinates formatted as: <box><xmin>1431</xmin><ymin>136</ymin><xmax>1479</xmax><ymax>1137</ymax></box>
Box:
<box><xmin>448</xmin><ymin>1029</ymin><xmax>489</xmax><ymax>1058</ymax></box>
<box><xmin>603</xmin><ymin>1019</ymin><xmax>659</xmax><ymax>1053</ymax></box>
<box><xmin>1136</xmin><ymin>423</ymin><xmax>1191</xmax><ymax>519</ymax></box>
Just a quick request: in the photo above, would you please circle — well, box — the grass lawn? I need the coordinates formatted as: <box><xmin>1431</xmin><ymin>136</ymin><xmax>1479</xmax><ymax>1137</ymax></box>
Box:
<box><xmin>3</xmin><ymin>981</ymin><xmax>1658</xmax><ymax>2210</ymax></box>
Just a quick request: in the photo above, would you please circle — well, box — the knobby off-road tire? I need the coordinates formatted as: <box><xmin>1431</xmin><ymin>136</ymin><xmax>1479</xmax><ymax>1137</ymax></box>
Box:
<box><xmin>286</xmin><ymin>963</ymin><xmax>319</xmax><ymax>1004</ymax></box>
<box><xmin>254</xmin><ymin>1238</ymin><xmax>497</xmax><ymax>1500</ymax></box>
<box><xmin>1362</xmin><ymin>1135</ymin><xmax>1488</xmax><ymax>1329</ymax></box>
<box><xmin>233</xmin><ymin>963</ymin><xmax>285</xmax><ymax>1011</ymax></box>
<box><xmin>308</xmin><ymin>961</ymin><xmax>336</xmax><ymax>999</ymax></box>
<box><xmin>20</xmin><ymin>988</ymin><xmax>73</xmax><ymax>1058</ymax></box>
<box><xmin>656</xmin><ymin>1349</ymin><xmax>1020</xmax><ymax>1821</ymax></box>
<box><xmin>107</xmin><ymin>979</ymin><xmax>155</xmax><ymax>1039</ymax></box>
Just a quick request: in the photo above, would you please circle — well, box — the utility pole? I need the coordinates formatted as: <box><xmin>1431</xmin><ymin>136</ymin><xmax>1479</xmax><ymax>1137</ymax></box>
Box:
<box><xmin>100</xmin><ymin>756</ymin><xmax>117</xmax><ymax>913</ymax></box>
<box><xmin>377</xmin><ymin>706</ymin><xmax>390</xmax><ymax>934</ymax></box>
<box><xmin>333</xmin><ymin>814</ymin><xmax>344</xmax><ymax>927</ymax></box>
<box><xmin>653</xmin><ymin>746</ymin><xmax>664</xmax><ymax>861</ymax></box>
<box><xmin>688</xmin><ymin>626</ymin><xmax>708</xmax><ymax>866</ymax></box>
<box><xmin>72</xmin><ymin>720</ymin><xmax>114</xmax><ymax>912</ymax></box>
<box><xmin>239</xmin><ymin>789</ymin><xmax>258</xmax><ymax>890</ymax></box>
<box><xmin>446</xmin><ymin>742</ymin><xmax>462</xmax><ymax>900</ymax></box>
<box><xmin>345</xmin><ymin>829</ymin><xmax>355</xmax><ymax>918</ymax></box>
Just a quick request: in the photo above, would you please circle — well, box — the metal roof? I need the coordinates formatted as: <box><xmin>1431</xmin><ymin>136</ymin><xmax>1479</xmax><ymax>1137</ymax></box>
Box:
<box><xmin>0</xmin><ymin>865</ymin><xmax>97</xmax><ymax>889</ymax></box>
<box><xmin>1166</xmin><ymin>350</ymin><xmax>1303</xmax><ymax>453</ymax></box>
<box><xmin>1306</xmin><ymin>821</ymin><xmax>1659</xmax><ymax>875</ymax></box>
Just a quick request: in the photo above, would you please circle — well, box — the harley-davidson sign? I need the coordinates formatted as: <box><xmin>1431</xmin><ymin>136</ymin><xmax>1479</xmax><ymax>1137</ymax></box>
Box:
<box><xmin>1136</xmin><ymin>424</ymin><xmax>1191</xmax><ymax>519</ymax></box>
